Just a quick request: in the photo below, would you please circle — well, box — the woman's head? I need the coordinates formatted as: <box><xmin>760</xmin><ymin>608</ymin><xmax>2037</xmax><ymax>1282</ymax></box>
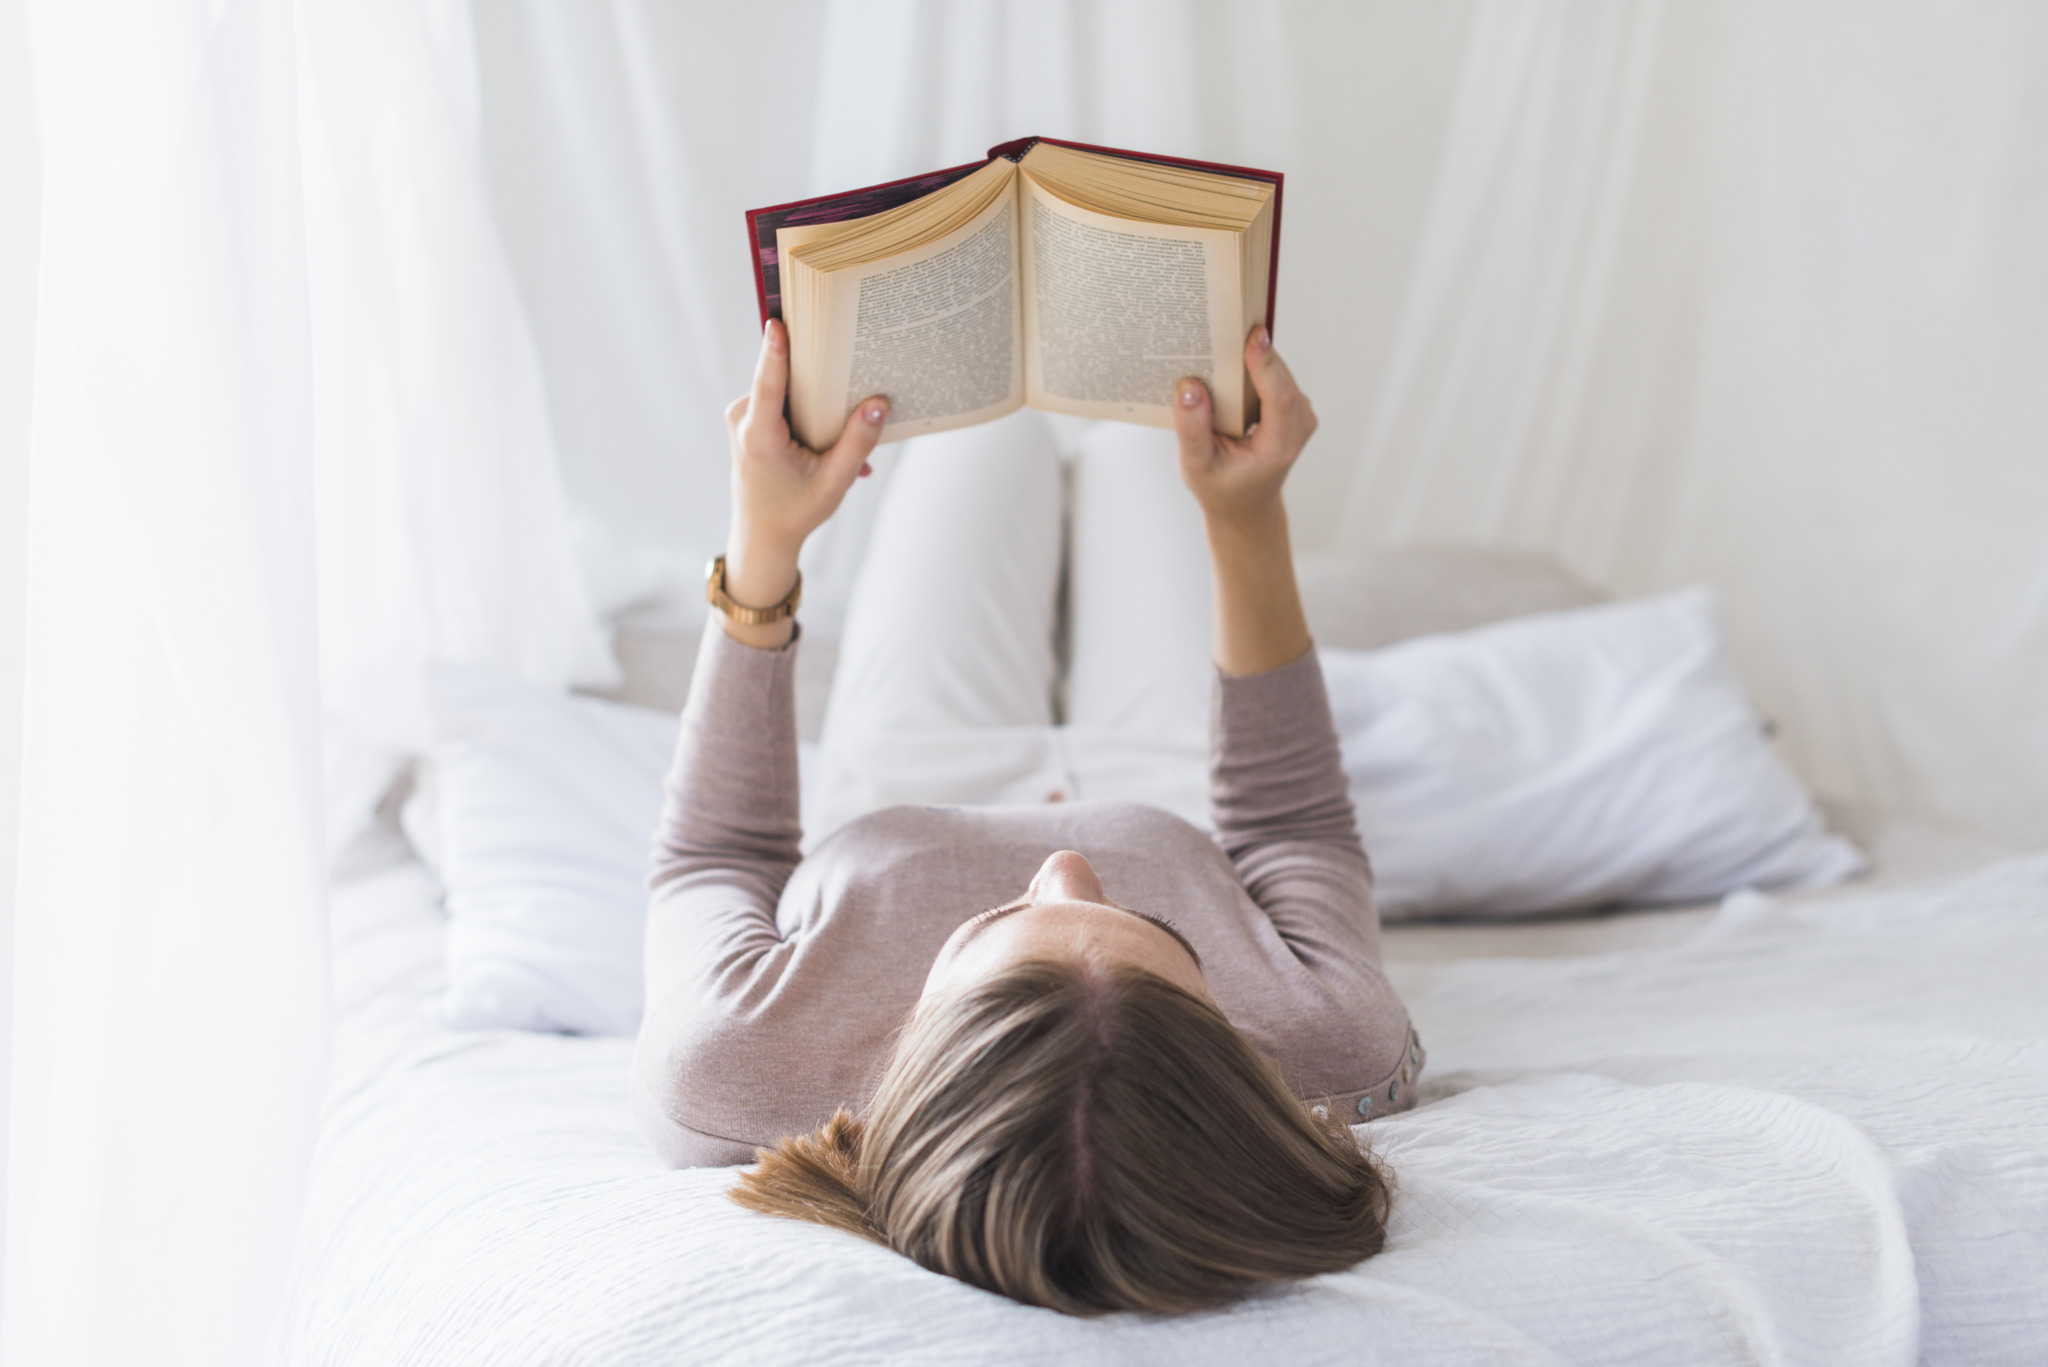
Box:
<box><xmin>732</xmin><ymin>855</ymin><xmax>1392</xmax><ymax>1314</ymax></box>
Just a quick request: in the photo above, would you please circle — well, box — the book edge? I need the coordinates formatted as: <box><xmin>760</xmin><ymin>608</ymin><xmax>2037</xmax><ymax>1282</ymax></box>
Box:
<box><xmin>745</xmin><ymin>159</ymin><xmax>992</xmax><ymax>325</ymax></box>
<box><xmin>997</xmin><ymin>136</ymin><xmax>1285</xmax><ymax>339</ymax></box>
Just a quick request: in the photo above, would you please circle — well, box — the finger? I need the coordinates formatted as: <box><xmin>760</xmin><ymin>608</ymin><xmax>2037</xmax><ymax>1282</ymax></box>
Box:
<box><xmin>824</xmin><ymin>395</ymin><xmax>889</xmax><ymax>486</ymax></box>
<box><xmin>748</xmin><ymin>319</ymin><xmax>791</xmax><ymax>426</ymax></box>
<box><xmin>725</xmin><ymin>394</ymin><xmax>749</xmax><ymax>429</ymax></box>
<box><xmin>1171</xmin><ymin>377</ymin><xmax>1214</xmax><ymax>469</ymax></box>
<box><xmin>1242</xmin><ymin>324</ymin><xmax>1304</xmax><ymax>422</ymax></box>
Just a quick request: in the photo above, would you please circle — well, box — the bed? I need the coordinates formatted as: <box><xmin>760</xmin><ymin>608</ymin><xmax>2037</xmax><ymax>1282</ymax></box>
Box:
<box><xmin>283</xmin><ymin>551</ymin><xmax>2048</xmax><ymax>1365</ymax></box>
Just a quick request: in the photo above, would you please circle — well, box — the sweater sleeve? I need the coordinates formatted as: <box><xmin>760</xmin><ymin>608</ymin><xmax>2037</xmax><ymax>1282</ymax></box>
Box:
<box><xmin>1209</xmin><ymin>646</ymin><xmax>1382</xmax><ymax>970</ymax></box>
<box><xmin>644</xmin><ymin>625</ymin><xmax>804</xmax><ymax>952</ymax></box>
<box><xmin>633</xmin><ymin>626</ymin><xmax>806</xmax><ymax>1161</ymax></box>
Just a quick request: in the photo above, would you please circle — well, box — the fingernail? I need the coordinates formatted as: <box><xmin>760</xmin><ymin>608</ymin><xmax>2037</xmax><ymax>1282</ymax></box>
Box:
<box><xmin>764</xmin><ymin>319</ymin><xmax>785</xmax><ymax>351</ymax></box>
<box><xmin>1255</xmin><ymin>325</ymin><xmax>1271</xmax><ymax>353</ymax></box>
<box><xmin>864</xmin><ymin>403</ymin><xmax>887</xmax><ymax>424</ymax></box>
<box><xmin>859</xmin><ymin>462</ymin><xmax>873</xmax><ymax>478</ymax></box>
<box><xmin>1177</xmin><ymin>380</ymin><xmax>1203</xmax><ymax>408</ymax></box>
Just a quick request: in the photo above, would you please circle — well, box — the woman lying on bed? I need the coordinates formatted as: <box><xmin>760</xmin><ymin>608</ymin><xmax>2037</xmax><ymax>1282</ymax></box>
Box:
<box><xmin>632</xmin><ymin>320</ymin><xmax>1422</xmax><ymax>1315</ymax></box>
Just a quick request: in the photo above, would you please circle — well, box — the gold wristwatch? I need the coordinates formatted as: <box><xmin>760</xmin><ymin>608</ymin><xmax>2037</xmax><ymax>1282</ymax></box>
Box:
<box><xmin>705</xmin><ymin>554</ymin><xmax>802</xmax><ymax>625</ymax></box>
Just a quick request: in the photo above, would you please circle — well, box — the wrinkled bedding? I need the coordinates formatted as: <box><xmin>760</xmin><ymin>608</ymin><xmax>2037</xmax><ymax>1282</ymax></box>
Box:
<box><xmin>284</xmin><ymin>846</ymin><xmax>2048</xmax><ymax>1365</ymax></box>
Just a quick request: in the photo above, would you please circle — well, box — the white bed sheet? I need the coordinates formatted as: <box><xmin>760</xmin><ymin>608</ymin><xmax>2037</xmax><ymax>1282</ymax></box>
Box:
<box><xmin>285</xmin><ymin>837</ymin><xmax>2048</xmax><ymax>1365</ymax></box>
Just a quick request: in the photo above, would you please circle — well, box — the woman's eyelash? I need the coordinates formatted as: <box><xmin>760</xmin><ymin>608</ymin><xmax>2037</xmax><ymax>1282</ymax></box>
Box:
<box><xmin>971</xmin><ymin>899</ymin><xmax>1030</xmax><ymax>924</ymax></box>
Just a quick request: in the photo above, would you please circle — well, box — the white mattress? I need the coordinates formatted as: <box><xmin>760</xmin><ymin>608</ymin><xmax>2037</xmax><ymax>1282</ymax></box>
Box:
<box><xmin>284</xmin><ymin>815</ymin><xmax>2048</xmax><ymax>1365</ymax></box>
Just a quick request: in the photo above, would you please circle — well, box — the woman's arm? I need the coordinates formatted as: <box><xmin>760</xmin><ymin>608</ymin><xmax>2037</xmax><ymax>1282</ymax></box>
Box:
<box><xmin>637</xmin><ymin>328</ymin><xmax>887</xmax><ymax>1155</ymax></box>
<box><xmin>648</xmin><ymin>319</ymin><xmax>886</xmax><ymax>925</ymax></box>
<box><xmin>1171</xmin><ymin>332</ymin><xmax>1381</xmax><ymax>966</ymax></box>
<box><xmin>1171</xmin><ymin>327</ymin><xmax>1317</xmax><ymax>677</ymax></box>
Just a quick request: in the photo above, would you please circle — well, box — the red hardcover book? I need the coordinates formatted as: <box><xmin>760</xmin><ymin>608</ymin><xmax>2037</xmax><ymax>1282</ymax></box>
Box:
<box><xmin>747</xmin><ymin>136</ymin><xmax>1283</xmax><ymax>447</ymax></box>
<box><xmin>746</xmin><ymin>136</ymin><xmax>1284</xmax><ymax>334</ymax></box>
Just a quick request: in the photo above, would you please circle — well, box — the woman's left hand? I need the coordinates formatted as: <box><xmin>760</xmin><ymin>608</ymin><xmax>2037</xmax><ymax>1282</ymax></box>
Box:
<box><xmin>722</xmin><ymin>319</ymin><xmax>889</xmax><ymax>615</ymax></box>
<box><xmin>1170</xmin><ymin>325</ymin><xmax>1318</xmax><ymax>529</ymax></box>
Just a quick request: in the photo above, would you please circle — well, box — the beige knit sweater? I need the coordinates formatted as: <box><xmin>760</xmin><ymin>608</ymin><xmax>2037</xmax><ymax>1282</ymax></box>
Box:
<box><xmin>632</xmin><ymin>627</ymin><xmax>1421</xmax><ymax>1167</ymax></box>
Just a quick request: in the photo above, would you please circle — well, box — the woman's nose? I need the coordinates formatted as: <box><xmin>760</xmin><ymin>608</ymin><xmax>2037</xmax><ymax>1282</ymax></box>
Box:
<box><xmin>1032</xmin><ymin>849</ymin><xmax>1106</xmax><ymax>905</ymax></box>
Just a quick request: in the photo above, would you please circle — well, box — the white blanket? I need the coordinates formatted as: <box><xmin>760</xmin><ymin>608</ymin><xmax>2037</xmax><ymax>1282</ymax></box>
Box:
<box><xmin>284</xmin><ymin>850</ymin><xmax>2048</xmax><ymax>1365</ymax></box>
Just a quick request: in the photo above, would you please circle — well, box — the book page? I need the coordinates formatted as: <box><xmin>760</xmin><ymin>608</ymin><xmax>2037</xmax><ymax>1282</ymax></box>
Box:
<box><xmin>779</xmin><ymin>171</ymin><xmax>1023</xmax><ymax>449</ymax></box>
<box><xmin>1018</xmin><ymin>177</ymin><xmax>1247</xmax><ymax>434</ymax></box>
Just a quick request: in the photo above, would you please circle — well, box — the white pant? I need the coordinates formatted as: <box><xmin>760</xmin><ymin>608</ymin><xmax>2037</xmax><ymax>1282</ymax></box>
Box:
<box><xmin>811</xmin><ymin>411</ymin><xmax>1216</xmax><ymax>844</ymax></box>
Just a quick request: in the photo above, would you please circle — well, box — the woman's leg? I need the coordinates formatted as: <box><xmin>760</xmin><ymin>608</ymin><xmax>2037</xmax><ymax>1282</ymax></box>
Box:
<box><xmin>812</xmin><ymin>411</ymin><xmax>1071</xmax><ymax>837</ymax></box>
<box><xmin>1066</xmin><ymin>422</ymin><xmax>1215</xmax><ymax>738</ymax></box>
<box><xmin>1061</xmin><ymin>421</ymin><xmax>1216</xmax><ymax>824</ymax></box>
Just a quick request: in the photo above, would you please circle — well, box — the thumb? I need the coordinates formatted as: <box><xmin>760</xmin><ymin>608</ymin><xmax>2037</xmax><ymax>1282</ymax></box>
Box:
<box><xmin>824</xmin><ymin>395</ymin><xmax>890</xmax><ymax>484</ymax></box>
<box><xmin>1171</xmin><ymin>377</ymin><xmax>1215</xmax><ymax>472</ymax></box>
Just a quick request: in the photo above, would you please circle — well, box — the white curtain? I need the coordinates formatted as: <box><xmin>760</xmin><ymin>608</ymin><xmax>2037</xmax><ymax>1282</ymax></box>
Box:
<box><xmin>469</xmin><ymin>1</ymin><xmax>833</xmax><ymax>620</ymax></box>
<box><xmin>299</xmin><ymin>0</ymin><xmax>615</xmax><ymax>850</ymax></box>
<box><xmin>478</xmin><ymin>0</ymin><xmax>2048</xmax><ymax>846</ymax></box>
<box><xmin>3</xmin><ymin>0</ymin><xmax>609</xmax><ymax>1362</ymax></box>
<box><xmin>7</xmin><ymin>3</ymin><xmax>329</xmax><ymax>1361</ymax></box>
<box><xmin>1319</xmin><ymin>0</ymin><xmax>2048</xmax><ymax>847</ymax></box>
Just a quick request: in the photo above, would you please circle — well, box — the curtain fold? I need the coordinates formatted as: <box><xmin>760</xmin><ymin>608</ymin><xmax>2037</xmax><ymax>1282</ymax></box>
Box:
<box><xmin>470</xmin><ymin>0</ymin><xmax>834</xmax><ymax>622</ymax></box>
<box><xmin>5</xmin><ymin>3</ymin><xmax>328</xmax><ymax>1362</ymax></box>
<box><xmin>4</xmin><ymin>0</ymin><xmax>615</xmax><ymax>1360</ymax></box>
<box><xmin>298</xmin><ymin>0</ymin><xmax>616</xmax><ymax>854</ymax></box>
<box><xmin>1318</xmin><ymin>1</ymin><xmax>2048</xmax><ymax>843</ymax></box>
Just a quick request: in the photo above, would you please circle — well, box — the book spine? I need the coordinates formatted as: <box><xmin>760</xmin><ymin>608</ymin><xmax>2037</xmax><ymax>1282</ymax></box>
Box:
<box><xmin>744</xmin><ymin>205</ymin><xmax>773</xmax><ymax>326</ymax></box>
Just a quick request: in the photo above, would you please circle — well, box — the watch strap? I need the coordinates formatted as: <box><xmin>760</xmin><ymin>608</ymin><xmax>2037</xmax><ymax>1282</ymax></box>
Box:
<box><xmin>705</xmin><ymin>554</ymin><xmax>802</xmax><ymax>625</ymax></box>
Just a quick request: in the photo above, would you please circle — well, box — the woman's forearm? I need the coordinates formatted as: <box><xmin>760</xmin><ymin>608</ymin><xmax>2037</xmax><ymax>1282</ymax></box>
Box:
<box><xmin>1205</xmin><ymin>499</ymin><xmax>1312</xmax><ymax>676</ymax></box>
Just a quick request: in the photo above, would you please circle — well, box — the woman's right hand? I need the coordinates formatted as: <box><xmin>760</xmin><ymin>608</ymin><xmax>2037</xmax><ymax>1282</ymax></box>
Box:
<box><xmin>719</xmin><ymin>321</ymin><xmax>889</xmax><ymax>645</ymax></box>
<box><xmin>1169</xmin><ymin>325</ymin><xmax>1318</xmax><ymax>527</ymax></box>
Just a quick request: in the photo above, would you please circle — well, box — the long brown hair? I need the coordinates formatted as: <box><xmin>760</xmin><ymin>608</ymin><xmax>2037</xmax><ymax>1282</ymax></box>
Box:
<box><xmin>730</xmin><ymin>959</ymin><xmax>1391</xmax><ymax>1314</ymax></box>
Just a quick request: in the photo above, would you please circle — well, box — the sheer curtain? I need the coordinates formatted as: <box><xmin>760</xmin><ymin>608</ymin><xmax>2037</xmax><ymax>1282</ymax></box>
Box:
<box><xmin>3</xmin><ymin>0</ymin><xmax>609</xmax><ymax>1362</ymax></box>
<box><xmin>478</xmin><ymin>0</ymin><xmax>2048</xmax><ymax>845</ymax></box>
<box><xmin>1315</xmin><ymin>1</ymin><xmax>2048</xmax><ymax>845</ymax></box>
<box><xmin>6</xmin><ymin>3</ymin><xmax>329</xmax><ymax>1362</ymax></box>
<box><xmin>470</xmin><ymin>1</ymin><xmax>833</xmax><ymax>621</ymax></box>
<box><xmin>299</xmin><ymin>0</ymin><xmax>615</xmax><ymax>851</ymax></box>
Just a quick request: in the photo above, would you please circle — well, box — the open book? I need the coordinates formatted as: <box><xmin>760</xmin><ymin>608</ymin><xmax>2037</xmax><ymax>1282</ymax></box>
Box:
<box><xmin>747</xmin><ymin>137</ymin><xmax>1282</xmax><ymax>451</ymax></box>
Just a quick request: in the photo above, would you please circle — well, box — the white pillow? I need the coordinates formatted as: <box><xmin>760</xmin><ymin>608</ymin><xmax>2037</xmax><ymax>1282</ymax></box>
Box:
<box><xmin>1321</xmin><ymin>588</ymin><xmax>1865</xmax><ymax>919</ymax></box>
<box><xmin>415</xmin><ymin>664</ymin><xmax>819</xmax><ymax>1035</ymax></box>
<box><xmin>412</xmin><ymin>664</ymin><xmax>681</xmax><ymax>1035</ymax></box>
